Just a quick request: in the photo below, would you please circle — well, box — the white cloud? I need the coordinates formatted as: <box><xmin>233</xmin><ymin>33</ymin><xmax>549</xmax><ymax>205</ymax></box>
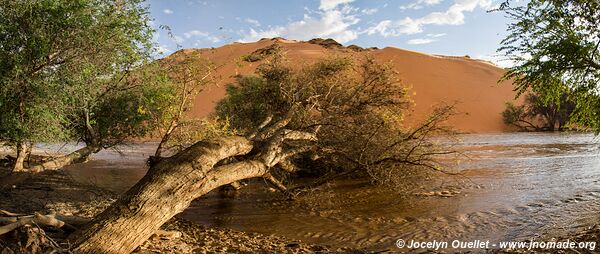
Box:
<box><xmin>319</xmin><ymin>0</ymin><xmax>355</xmax><ymax>11</ymax></box>
<box><xmin>155</xmin><ymin>45</ymin><xmax>173</xmax><ymax>55</ymax></box>
<box><xmin>366</xmin><ymin>0</ymin><xmax>493</xmax><ymax>36</ymax></box>
<box><xmin>361</xmin><ymin>8</ymin><xmax>378</xmax><ymax>15</ymax></box>
<box><xmin>183</xmin><ymin>30</ymin><xmax>222</xmax><ymax>44</ymax></box>
<box><xmin>207</xmin><ymin>36</ymin><xmax>222</xmax><ymax>43</ymax></box>
<box><xmin>365</xmin><ymin>18</ymin><xmax>422</xmax><ymax>36</ymax></box>
<box><xmin>163</xmin><ymin>9</ymin><xmax>173</xmax><ymax>15</ymax></box>
<box><xmin>407</xmin><ymin>38</ymin><xmax>436</xmax><ymax>45</ymax></box>
<box><xmin>239</xmin><ymin>4</ymin><xmax>360</xmax><ymax>43</ymax></box>
<box><xmin>400</xmin><ymin>0</ymin><xmax>444</xmax><ymax>10</ymax></box>
<box><xmin>245</xmin><ymin>18</ymin><xmax>261</xmax><ymax>27</ymax></box>
<box><xmin>173</xmin><ymin>35</ymin><xmax>185</xmax><ymax>44</ymax></box>
<box><xmin>184</xmin><ymin>30</ymin><xmax>209</xmax><ymax>39</ymax></box>
<box><xmin>427</xmin><ymin>33</ymin><xmax>447</xmax><ymax>37</ymax></box>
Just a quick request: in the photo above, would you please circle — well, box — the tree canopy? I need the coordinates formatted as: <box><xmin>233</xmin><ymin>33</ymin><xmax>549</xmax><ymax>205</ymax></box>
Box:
<box><xmin>502</xmin><ymin>91</ymin><xmax>576</xmax><ymax>131</ymax></box>
<box><xmin>0</xmin><ymin>0</ymin><xmax>172</xmax><ymax>171</ymax></box>
<box><xmin>498</xmin><ymin>0</ymin><xmax>600</xmax><ymax>131</ymax></box>
<box><xmin>216</xmin><ymin>55</ymin><xmax>455</xmax><ymax>188</ymax></box>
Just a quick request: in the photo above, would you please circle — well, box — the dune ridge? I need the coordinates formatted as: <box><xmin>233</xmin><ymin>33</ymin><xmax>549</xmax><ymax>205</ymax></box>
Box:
<box><xmin>163</xmin><ymin>38</ymin><xmax>519</xmax><ymax>133</ymax></box>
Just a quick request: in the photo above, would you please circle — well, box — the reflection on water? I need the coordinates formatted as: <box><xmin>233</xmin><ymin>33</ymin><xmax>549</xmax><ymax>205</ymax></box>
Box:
<box><xmin>62</xmin><ymin>133</ymin><xmax>600</xmax><ymax>250</ymax></box>
<box><xmin>51</xmin><ymin>142</ymin><xmax>156</xmax><ymax>193</ymax></box>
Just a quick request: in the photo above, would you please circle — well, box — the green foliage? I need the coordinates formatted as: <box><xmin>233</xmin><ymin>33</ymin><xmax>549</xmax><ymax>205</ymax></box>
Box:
<box><xmin>0</xmin><ymin>0</ymin><xmax>158</xmax><ymax>148</ymax></box>
<box><xmin>502</xmin><ymin>102</ymin><xmax>527</xmax><ymax>126</ymax></box>
<box><xmin>502</xmin><ymin>91</ymin><xmax>577</xmax><ymax>131</ymax></box>
<box><xmin>216</xmin><ymin>75</ymin><xmax>288</xmax><ymax>133</ymax></box>
<box><xmin>216</xmin><ymin>55</ymin><xmax>453</xmax><ymax>186</ymax></box>
<box><xmin>498</xmin><ymin>0</ymin><xmax>600</xmax><ymax>131</ymax></box>
<box><xmin>161</xmin><ymin>117</ymin><xmax>238</xmax><ymax>151</ymax></box>
<box><xmin>147</xmin><ymin>50</ymin><xmax>217</xmax><ymax>155</ymax></box>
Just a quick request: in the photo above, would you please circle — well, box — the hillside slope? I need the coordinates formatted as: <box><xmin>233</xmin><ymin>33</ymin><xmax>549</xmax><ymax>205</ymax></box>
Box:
<box><xmin>163</xmin><ymin>38</ymin><xmax>519</xmax><ymax>133</ymax></box>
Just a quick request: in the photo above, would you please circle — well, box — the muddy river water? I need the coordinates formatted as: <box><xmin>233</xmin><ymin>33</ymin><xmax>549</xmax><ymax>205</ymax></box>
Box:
<box><xmin>56</xmin><ymin>132</ymin><xmax>599</xmax><ymax>251</ymax></box>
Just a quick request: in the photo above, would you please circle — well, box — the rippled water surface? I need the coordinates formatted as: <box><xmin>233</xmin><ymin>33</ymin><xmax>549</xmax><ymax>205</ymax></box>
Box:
<box><xmin>61</xmin><ymin>133</ymin><xmax>600</xmax><ymax>251</ymax></box>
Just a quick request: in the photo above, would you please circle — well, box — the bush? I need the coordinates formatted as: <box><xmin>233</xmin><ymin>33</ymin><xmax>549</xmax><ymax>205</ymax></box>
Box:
<box><xmin>502</xmin><ymin>92</ymin><xmax>576</xmax><ymax>131</ymax></box>
<box><xmin>215</xmin><ymin>55</ymin><xmax>454</xmax><ymax>187</ymax></box>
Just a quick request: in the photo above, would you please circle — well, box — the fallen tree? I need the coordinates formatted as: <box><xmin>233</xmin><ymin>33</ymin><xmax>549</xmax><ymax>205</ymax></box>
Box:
<box><xmin>67</xmin><ymin>116</ymin><xmax>318</xmax><ymax>253</ymax></box>
<box><xmin>64</xmin><ymin>56</ymin><xmax>455</xmax><ymax>253</ymax></box>
<box><xmin>2</xmin><ymin>56</ymin><xmax>455</xmax><ymax>253</ymax></box>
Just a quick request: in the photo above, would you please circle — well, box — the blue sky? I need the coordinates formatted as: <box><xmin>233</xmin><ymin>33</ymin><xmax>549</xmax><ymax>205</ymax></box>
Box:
<box><xmin>147</xmin><ymin>0</ymin><xmax>514</xmax><ymax>66</ymax></box>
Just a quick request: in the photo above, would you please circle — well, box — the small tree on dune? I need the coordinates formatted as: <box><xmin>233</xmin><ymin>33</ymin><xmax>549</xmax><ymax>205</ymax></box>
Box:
<box><xmin>502</xmin><ymin>91</ymin><xmax>576</xmax><ymax>131</ymax></box>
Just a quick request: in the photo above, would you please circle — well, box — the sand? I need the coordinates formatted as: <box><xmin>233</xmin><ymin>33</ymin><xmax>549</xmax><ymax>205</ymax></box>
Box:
<box><xmin>0</xmin><ymin>167</ymin><xmax>357</xmax><ymax>254</ymax></box>
<box><xmin>161</xmin><ymin>38</ymin><xmax>521</xmax><ymax>133</ymax></box>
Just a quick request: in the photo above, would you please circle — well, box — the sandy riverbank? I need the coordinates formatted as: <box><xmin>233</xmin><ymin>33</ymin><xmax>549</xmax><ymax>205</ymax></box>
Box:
<box><xmin>0</xmin><ymin>167</ymin><xmax>359</xmax><ymax>254</ymax></box>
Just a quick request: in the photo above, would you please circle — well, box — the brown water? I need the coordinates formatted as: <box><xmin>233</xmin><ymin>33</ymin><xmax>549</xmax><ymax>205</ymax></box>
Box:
<box><xmin>56</xmin><ymin>133</ymin><xmax>599</xmax><ymax>251</ymax></box>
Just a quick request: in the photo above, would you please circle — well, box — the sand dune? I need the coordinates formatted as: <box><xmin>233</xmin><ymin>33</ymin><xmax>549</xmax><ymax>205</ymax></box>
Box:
<box><xmin>163</xmin><ymin>38</ymin><xmax>519</xmax><ymax>133</ymax></box>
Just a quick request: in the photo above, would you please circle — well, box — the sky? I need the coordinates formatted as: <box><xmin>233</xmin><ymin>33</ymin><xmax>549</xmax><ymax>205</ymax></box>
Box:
<box><xmin>147</xmin><ymin>0</ymin><xmax>516</xmax><ymax>66</ymax></box>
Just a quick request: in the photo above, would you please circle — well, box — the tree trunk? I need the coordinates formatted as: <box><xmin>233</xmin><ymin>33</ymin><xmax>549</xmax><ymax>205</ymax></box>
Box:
<box><xmin>154</xmin><ymin>114</ymin><xmax>179</xmax><ymax>158</ymax></box>
<box><xmin>12</xmin><ymin>143</ymin><xmax>28</xmax><ymax>172</ymax></box>
<box><xmin>67</xmin><ymin>117</ymin><xmax>314</xmax><ymax>253</ymax></box>
<box><xmin>68</xmin><ymin>136</ymin><xmax>254</xmax><ymax>254</ymax></box>
<box><xmin>27</xmin><ymin>145</ymin><xmax>101</xmax><ymax>173</ymax></box>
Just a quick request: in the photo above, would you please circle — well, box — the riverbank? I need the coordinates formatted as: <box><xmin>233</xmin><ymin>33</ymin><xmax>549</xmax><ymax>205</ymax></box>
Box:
<box><xmin>0</xmin><ymin>167</ymin><xmax>359</xmax><ymax>253</ymax></box>
<box><xmin>1</xmin><ymin>132</ymin><xmax>599</xmax><ymax>254</ymax></box>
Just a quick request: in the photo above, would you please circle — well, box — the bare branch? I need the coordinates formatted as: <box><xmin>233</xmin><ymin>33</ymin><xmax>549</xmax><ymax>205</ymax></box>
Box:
<box><xmin>0</xmin><ymin>212</ymin><xmax>66</xmax><ymax>236</ymax></box>
<box><xmin>282</xmin><ymin>129</ymin><xmax>317</xmax><ymax>141</ymax></box>
<box><xmin>247</xmin><ymin>115</ymin><xmax>273</xmax><ymax>139</ymax></box>
<box><xmin>263</xmin><ymin>172</ymin><xmax>290</xmax><ymax>194</ymax></box>
<box><xmin>254</xmin><ymin>117</ymin><xmax>291</xmax><ymax>141</ymax></box>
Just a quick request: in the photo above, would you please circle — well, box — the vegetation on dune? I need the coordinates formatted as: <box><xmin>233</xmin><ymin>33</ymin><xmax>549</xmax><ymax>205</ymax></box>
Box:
<box><xmin>216</xmin><ymin>54</ymin><xmax>456</xmax><ymax>188</ymax></box>
<box><xmin>498</xmin><ymin>0</ymin><xmax>600</xmax><ymax>132</ymax></box>
<box><xmin>241</xmin><ymin>43</ymin><xmax>282</xmax><ymax>62</ymax></box>
<box><xmin>502</xmin><ymin>91</ymin><xmax>576</xmax><ymax>131</ymax></box>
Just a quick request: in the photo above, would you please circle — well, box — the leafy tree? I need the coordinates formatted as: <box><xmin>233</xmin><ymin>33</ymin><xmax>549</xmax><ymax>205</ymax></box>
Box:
<box><xmin>0</xmin><ymin>0</ymin><xmax>166</xmax><ymax>171</ymax></box>
<box><xmin>148</xmin><ymin>51</ymin><xmax>217</xmax><ymax>161</ymax></box>
<box><xmin>216</xmin><ymin>55</ymin><xmax>455</xmax><ymax>188</ymax></box>
<box><xmin>498</xmin><ymin>0</ymin><xmax>600</xmax><ymax>131</ymax></box>
<box><xmin>502</xmin><ymin>92</ymin><xmax>576</xmax><ymax>131</ymax></box>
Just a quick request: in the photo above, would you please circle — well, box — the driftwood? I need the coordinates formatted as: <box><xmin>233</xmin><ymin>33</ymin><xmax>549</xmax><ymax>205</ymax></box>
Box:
<box><xmin>0</xmin><ymin>210</ymin><xmax>72</xmax><ymax>236</ymax></box>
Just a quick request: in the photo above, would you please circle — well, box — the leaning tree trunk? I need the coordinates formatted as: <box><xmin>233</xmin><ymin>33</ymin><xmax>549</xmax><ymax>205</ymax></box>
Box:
<box><xmin>67</xmin><ymin>117</ymin><xmax>314</xmax><ymax>254</ymax></box>
<box><xmin>68</xmin><ymin>136</ymin><xmax>255</xmax><ymax>253</ymax></box>
<box><xmin>12</xmin><ymin>143</ymin><xmax>28</xmax><ymax>172</ymax></box>
<box><xmin>27</xmin><ymin>145</ymin><xmax>101</xmax><ymax>172</ymax></box>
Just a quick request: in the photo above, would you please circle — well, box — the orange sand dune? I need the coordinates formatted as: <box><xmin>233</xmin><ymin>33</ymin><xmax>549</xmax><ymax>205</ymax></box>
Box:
<box><xmin>164</xmin><ymin>38</ymin><xmax>519</xmax><ymax>133</ymax></box>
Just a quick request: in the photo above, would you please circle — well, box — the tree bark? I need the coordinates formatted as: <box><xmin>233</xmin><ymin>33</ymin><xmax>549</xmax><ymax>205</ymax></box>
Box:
<box><xmin>12</xmin><ymin>143</ymin><xmax>28</xmax><ymax>172</ymax></box>
<box><xmin>68</xmin><ymin>136</ymin><xmax>254</xmax><ymax>254</ymax></box>
<box><xmin>67</xmin><ymin>116</ymin><xmax>315</xmax><ymax>253</ymax></box>
<box><xmin>27</xmin><ymin>145</ymin><xmax>101</xmax><ymax>173</ymax></box>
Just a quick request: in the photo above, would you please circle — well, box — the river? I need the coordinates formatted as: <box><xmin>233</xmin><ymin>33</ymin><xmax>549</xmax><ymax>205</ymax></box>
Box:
<box><xmin>55</xmin><ymin>132</ymin><xmax>599</xmax><ymax>251</ymax></box>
